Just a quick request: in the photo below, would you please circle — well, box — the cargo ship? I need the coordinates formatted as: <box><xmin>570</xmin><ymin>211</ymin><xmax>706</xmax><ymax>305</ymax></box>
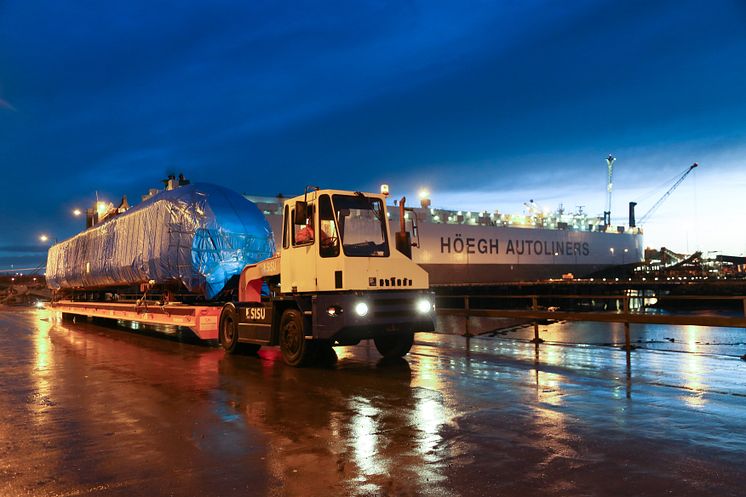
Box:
<box><xmin>246</xmin><ymin>194</ymin><xmax>644</xmax><ymax>286</ymax></box>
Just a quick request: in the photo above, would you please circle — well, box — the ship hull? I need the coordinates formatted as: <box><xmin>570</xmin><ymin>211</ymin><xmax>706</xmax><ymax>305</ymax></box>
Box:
<box><xmin>419</xmin><ymin>262</ymin><xmax>626</xmax><ymax>284</ymax></box>
<box><xmin>405</xmin><ymin>221</ymin><xmax>642</xmax><ymax>285</ymax></box>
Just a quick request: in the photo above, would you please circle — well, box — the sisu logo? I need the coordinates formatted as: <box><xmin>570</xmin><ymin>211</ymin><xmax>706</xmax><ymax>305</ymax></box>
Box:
<box><xmin>260</xmin><ymin>257</ymin><xmax>278</xmax><ymax>275</ymax></box>
<box><xmin>246</xmin><ymin>307</ymin><xmax>266</xmax><ymax>320</ymax></box>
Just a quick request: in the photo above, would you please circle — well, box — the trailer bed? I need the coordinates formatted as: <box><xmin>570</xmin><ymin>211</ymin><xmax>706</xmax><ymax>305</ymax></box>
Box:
<box><xmin>48</xmin><ymin>300</ymin><xmax>221</xmax><ymax>340</ymax></box>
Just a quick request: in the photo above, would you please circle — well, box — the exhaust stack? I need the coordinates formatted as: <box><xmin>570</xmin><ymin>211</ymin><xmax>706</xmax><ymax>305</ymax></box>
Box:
<box><xmin>395</xmin><ymin>196</ymin><xmax>412</xmax><ymax>259</ymax></box>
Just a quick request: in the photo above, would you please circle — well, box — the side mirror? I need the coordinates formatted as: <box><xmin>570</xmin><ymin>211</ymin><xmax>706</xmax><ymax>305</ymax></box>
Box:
<box><xmin>294</xmin><ymin>201</ymin><xmax>308</xmax><ymax>225</ymax></box>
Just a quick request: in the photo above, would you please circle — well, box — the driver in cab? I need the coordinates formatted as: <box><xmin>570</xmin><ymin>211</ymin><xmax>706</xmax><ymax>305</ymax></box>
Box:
<box><xmin>296</xmin><ymin>216</ymin><xmax>333</xmax><ymax>246</ymax></box>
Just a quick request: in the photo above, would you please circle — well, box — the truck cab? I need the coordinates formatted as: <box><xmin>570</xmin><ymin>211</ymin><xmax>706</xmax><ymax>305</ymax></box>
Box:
<box><xmin>219</xmin><ymin>188</ymin><xmax>435</xmax><ymax>366</ymax></box>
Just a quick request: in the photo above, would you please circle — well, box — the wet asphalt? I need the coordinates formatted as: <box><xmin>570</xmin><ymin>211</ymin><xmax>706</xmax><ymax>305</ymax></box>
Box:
<box><xmin>1</xmin><ymin>307</ymin><xmax>745</xmax><ymax>497</ymax></box>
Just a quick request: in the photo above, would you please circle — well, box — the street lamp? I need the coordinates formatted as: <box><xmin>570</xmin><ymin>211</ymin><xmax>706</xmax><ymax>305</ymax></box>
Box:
<box><xmin>418</xmin><ymin>188</ymin><xmax>431</xmax><ymax>208</ymax></box>
<box><xmin>72</xmin><ymin>208</ymin><xmax>82</xmax><ymax>217</ymax></box>
<box><xmin>623</xmin><ymin>248</ymin><xmax>628</xmax><ymax>264</ymax></box>
<box><xmin>39</xmin><ymin>234</ymin><xmax>49</xmax><ymax>243</ymax></box>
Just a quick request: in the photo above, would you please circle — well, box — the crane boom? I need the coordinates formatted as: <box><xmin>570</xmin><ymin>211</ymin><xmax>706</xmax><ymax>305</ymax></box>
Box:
<box><xmin>638</xmin><ymin>162</ymin><xmax>698</xmax><ymax>226</ymax></box>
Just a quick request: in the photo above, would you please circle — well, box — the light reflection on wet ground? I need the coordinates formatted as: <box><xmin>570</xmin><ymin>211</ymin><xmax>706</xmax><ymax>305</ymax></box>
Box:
<box><xmin>441</xmin><ymin>313</ymin><xmax>746</xmax><ymax>356</ymax></box>
<box><xmin>1</xmin><ymin>307</ymin><xmax>745</xmax><ymax>496</ymax></box>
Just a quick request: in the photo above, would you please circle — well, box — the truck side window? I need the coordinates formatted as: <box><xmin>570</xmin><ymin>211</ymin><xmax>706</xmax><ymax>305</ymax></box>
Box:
<box><xmin>283</xmin><ymin>205</ymin><xmax>289</xmax><ymax>249</ymax></box>
<box><xmin>318</xmin><ymin>194</ymin><xmax>339</xmax><ymax>257</ymax></box>
<box><xmin>293</xmin><ymin>205</ymin><xmax>315</xmax><ymax>246</ymax></box>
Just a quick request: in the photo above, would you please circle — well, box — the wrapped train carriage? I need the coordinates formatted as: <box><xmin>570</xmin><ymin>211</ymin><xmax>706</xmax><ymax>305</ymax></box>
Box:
<box><xmin>46</xmin><ymin>183</ymin><xmax>276</xmax><ymax>301</ymax></box>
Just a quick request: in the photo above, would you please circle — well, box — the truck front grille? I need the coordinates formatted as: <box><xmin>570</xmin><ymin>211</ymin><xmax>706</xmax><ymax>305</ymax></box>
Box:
<box><xmin>370</xmin><ymin>295</ymin><xmax>420</xmax><ymax>318</ymax></box>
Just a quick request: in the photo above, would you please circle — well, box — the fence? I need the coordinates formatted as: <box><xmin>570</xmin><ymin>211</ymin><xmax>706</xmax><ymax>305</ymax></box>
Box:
<box><xmin>435</xmin><ymin>293</ymin><xmax>746</xmax><ymax>365</ymax></box>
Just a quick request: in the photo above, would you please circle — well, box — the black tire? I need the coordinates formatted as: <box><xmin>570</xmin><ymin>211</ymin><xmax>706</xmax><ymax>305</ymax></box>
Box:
<box><xmin>219</xmin><ymin>306</ymin><xmax>239</xmax><ymax>353</ymax></box>
<box><xmin>374</xmin><ymin>331</ymin><xmax>415</xmax><ymax>358</ymax></box>
<box><xmin>280</xmin><ymin>308</ymin><xmax>313</xmax><ymax>367</ymax></box>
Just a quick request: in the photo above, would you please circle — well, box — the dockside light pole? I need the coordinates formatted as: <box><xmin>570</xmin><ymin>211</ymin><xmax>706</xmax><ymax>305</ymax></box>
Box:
<box><xmin>604</xmin><ymin>154</ymin><xmax>615</xmax><ymax>228</ymax></box>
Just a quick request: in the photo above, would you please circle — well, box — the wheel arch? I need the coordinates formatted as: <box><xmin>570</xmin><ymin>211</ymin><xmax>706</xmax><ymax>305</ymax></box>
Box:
<box><xmin>220</xmin><ymin>301</ymin><xmax>238</xmax><ymax>323</ymax></box>
<box><xmin>271</xmin><ymin>300</ymin><xmax>301</xmax><ymax>345</ymax></box>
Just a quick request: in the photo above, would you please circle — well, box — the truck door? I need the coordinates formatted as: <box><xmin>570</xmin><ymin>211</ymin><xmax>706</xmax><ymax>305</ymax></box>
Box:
<box><xmin>315</xmin><ymin>194</ymin><xmax>343</xmax><ymax>290</ymax></box>
<box><xmin>281</xmin><ymin>201</ymin><xmax>318</xmax><ymax>293</ymax></box>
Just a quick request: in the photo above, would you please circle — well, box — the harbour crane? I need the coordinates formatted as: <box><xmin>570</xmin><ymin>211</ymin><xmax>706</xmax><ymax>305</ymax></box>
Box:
<box><xmin>629</xmin><ymin>162</ymin><xmax>699</xmax><ymax>228</ymax></box>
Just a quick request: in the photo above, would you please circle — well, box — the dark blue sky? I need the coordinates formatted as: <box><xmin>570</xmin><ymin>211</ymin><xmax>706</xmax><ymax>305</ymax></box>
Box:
<box><xmin>2</xmin><ymin>0</ymin><xmax>746</xmax><ymax>269</ymax></box>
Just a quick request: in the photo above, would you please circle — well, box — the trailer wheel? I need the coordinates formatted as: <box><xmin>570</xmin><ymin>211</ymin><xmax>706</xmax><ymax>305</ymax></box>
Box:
<box><xmin>280</xmin><ymin>308</ymin><xmax>312</xmax><ymax>367</ymax></box>
<box><xmin>219</xmin><ymin>307</ymin><xmax>239</xmax><ymax>353</ymax></box>
<box><xmin>374</xmin><ymin>331</ymin><xmax>415</xmax><ymax>358</ymax></box>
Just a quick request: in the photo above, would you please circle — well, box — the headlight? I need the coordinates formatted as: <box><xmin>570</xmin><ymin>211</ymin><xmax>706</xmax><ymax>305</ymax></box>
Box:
<box><xmin>354</xmin><ymin>302</ymin><xmax>369</xmax><ymax>317</ymax></box>
<box><xmin>416</xmin><ymin>298</ymin><xmax>433</xmax><ymax>314</ymax></box>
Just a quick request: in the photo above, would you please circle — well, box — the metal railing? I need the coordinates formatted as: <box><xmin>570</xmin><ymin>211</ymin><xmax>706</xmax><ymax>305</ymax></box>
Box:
<box><xmin>435</xmin><ymin>293</ymin><xmax>746</xmax><ymax>364</ymax></box>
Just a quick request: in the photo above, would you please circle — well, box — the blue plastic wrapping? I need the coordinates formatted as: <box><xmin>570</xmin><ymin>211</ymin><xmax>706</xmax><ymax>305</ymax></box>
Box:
<box><xmin>46</xmin><ymin>183</ymin><xmax>275</xmax><ymax>299</ymax></box>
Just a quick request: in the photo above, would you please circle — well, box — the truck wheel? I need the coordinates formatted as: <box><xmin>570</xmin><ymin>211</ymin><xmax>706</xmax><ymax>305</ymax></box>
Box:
<box><xmin>219</xmin><ymin>307</ymin><xmax>239</xmax><ymax>353</ymax></box>
<box><xmin>374</xmin><ymin>331</ymin><xmax>415</xmax><ymax>358</ymax></box>
<box><xmin>280</xmin><ymin>309</ymin><xmax>312</xmax><ymax>367</ymax></box>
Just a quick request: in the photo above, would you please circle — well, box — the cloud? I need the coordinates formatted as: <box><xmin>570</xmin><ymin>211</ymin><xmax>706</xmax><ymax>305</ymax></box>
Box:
<box><xmin>0</xmin><ymin>245</ymin><xmax>49</xmax><ymax>254</ymax></box>
<box><xmin>0</xmin><ymin>255</ymin><xmax>45</xmax><ymax>269</ymax></box>
<box><xmin>0</xmin><ymin>247</ymin><xmax>47</xmax><ymax>270</ymax></box>
<box><xmin>0</xmin><ymin>98</ymin><xmax>15</xmax><ymax>111</ymax></box>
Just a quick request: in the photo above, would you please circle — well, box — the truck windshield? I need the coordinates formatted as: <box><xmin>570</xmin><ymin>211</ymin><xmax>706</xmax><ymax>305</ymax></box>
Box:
<box><xmin>332</xmin><ymin>194</ymin><xmax>390</xmax><ymax>257</ymax></box>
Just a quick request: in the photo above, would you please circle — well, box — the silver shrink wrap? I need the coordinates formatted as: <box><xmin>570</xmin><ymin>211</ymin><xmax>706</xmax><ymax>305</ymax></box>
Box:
<box><xmin>46</xmin><ymin>183</ymin><xmax>275</xmax><ymax>299</ymax></box>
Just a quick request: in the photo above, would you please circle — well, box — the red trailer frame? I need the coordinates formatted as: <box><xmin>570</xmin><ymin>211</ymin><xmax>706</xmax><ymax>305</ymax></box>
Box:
<box><xmin>49</xmin><ymin>300</ymin><xmax>221</xmax><ymax>340</ymax></box>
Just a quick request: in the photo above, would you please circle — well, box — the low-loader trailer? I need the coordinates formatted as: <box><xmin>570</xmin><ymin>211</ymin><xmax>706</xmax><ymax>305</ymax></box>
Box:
<box><xmin>50</xmin><ymin>186</ymin><xmax>435</xmax><ymax>366</ymax></box>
